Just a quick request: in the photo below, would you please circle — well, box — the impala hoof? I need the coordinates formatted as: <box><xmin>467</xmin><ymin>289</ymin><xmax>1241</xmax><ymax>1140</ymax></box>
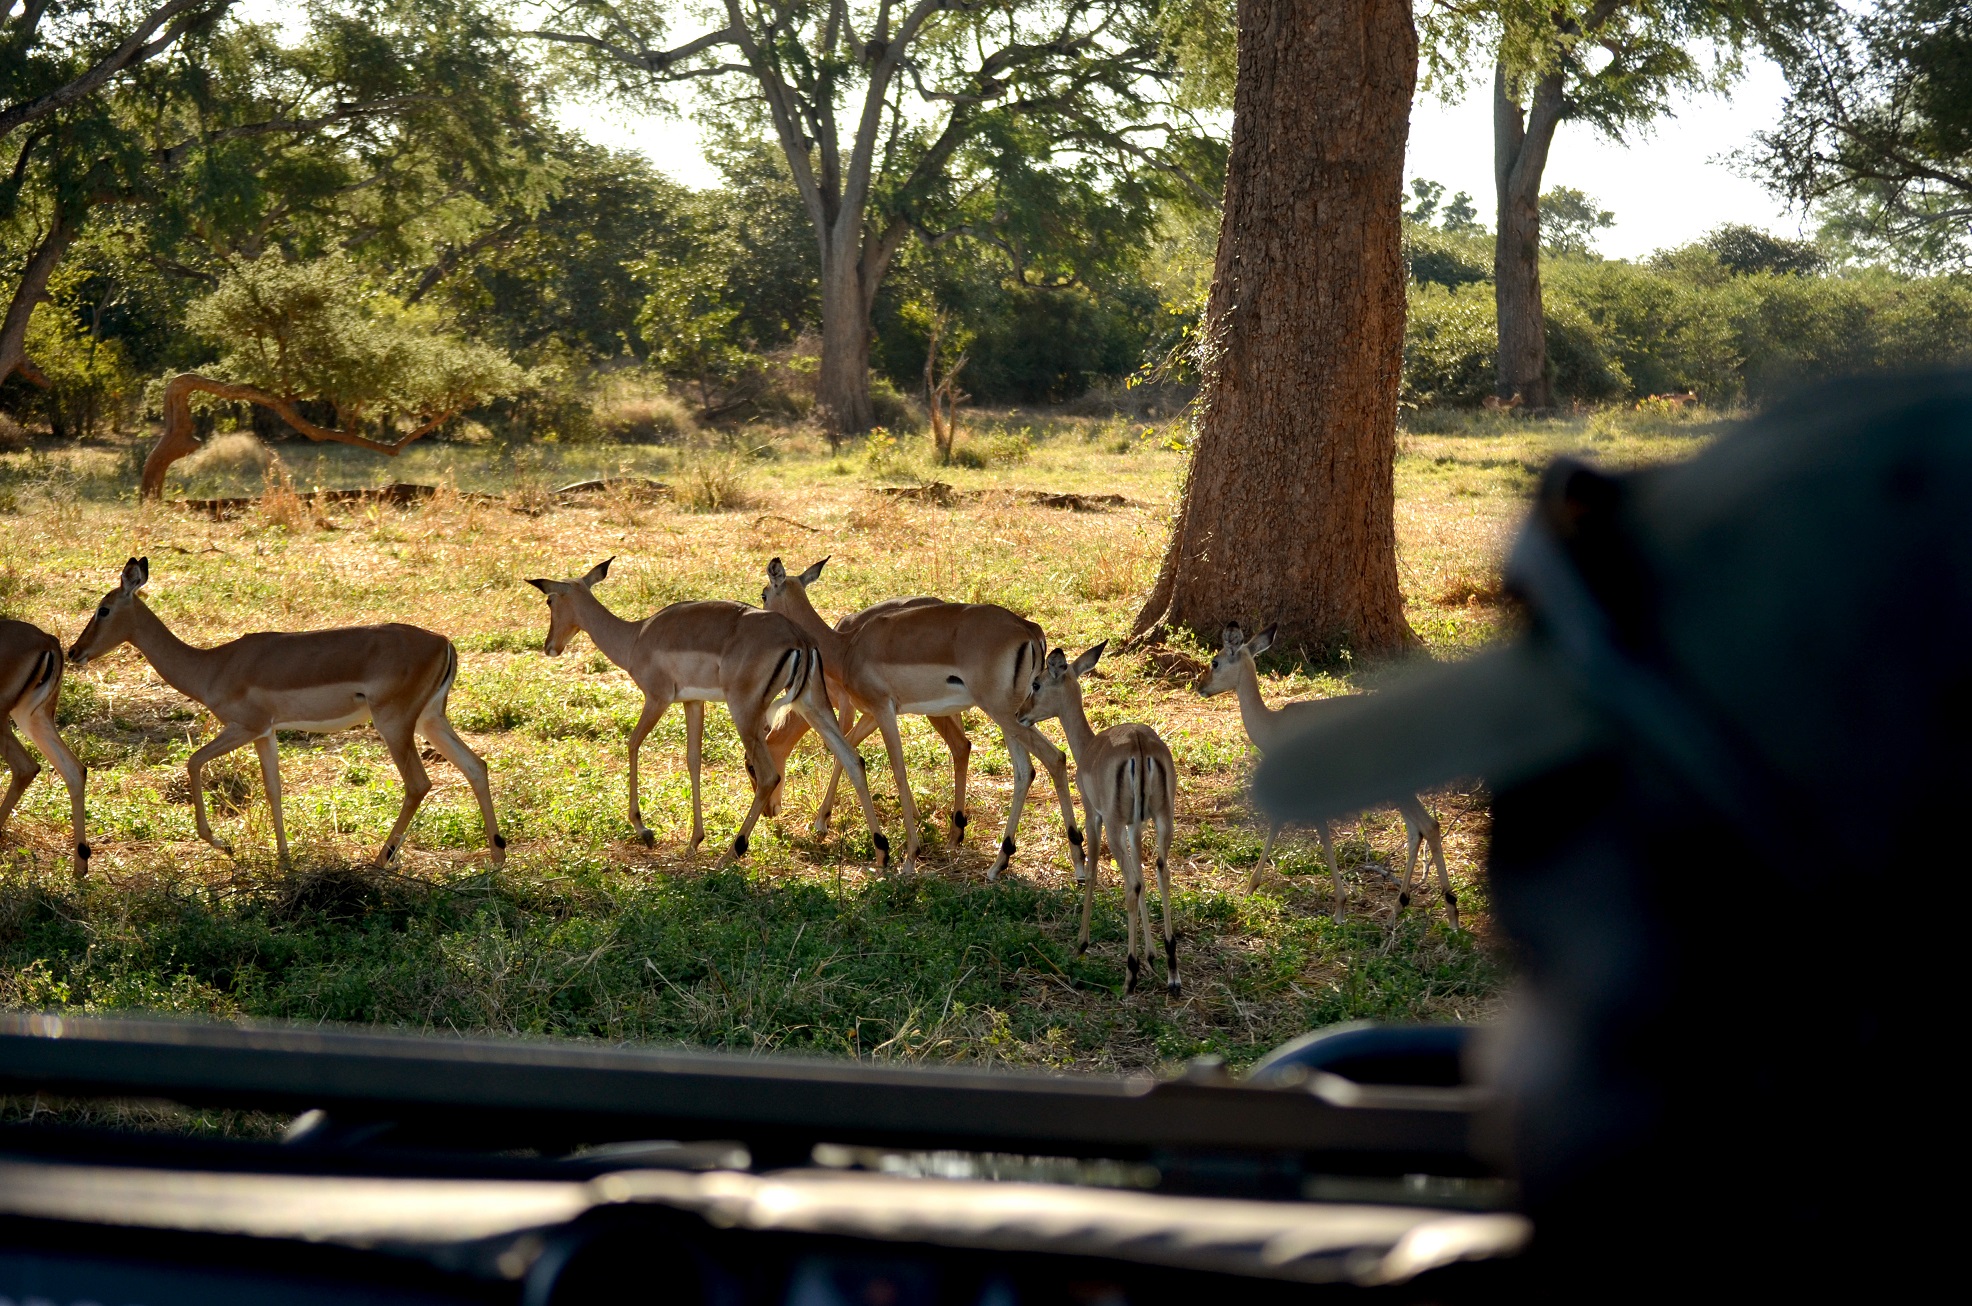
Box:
<box><xmin>951</xmin><ymin>810</ymin><xmax>968</xmax><ymax>841</ymax></box>
<box><xmin>637</xmin><ymin>828</ymin><xmax>655</xmax><ymax>848</ymax></box>
<box><xmin>493</xmin><ymin>833</ymin><xmax>507</xmax><ymax>850</ymax></box>
<box><xmin>872</xmin><ymin>831</ymin><xmax>890</xmax><ymax>866</ymax></box>
<box><xmin>732</xmin><ymin>833</ymin><xmax>749</xmax><ymax>859</ymax></box>
<box><xmin>1166</xmin><ymin>980</ymin><xmax>1182</xmax><ymax>997</ymax></box>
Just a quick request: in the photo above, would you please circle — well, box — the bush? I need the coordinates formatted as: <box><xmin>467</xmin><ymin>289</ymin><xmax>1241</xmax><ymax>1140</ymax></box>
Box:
<box><xmin>23</xmin><ymin>300</ymin><xmax>138</xmax><ymax>439</ymax></box>
<box><xmin>869</xmin><ymin>377</ymin><xmax>922</xmax><ymax>433</ymax></box>
<box><xmin>1402</xmin><ymin>283</ymin><xmax>1497</xmax><ymax>407</ymax></box>
<box><xmin>1405</xmin><ymin>224</ymin><xmax>1492</xmax><ymax>290</ymax></box>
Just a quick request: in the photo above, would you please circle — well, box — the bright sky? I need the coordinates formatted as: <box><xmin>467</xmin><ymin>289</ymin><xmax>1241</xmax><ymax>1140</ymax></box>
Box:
<box><xmin>556</xmin><ymin>54</ymin><xmax>1810</xmax><ymax>263</ymax></box>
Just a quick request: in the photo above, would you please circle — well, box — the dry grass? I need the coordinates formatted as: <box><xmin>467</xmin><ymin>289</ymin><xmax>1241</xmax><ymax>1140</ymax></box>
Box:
<box><xmin>0</xmin><ymin>403</ymin><xmax>1712</xmax><ymax>1074</ymax></box>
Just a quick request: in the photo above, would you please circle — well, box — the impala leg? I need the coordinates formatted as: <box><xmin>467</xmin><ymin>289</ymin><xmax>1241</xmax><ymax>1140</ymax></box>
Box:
<box><xmin>1118</xmin><ymin>822</ymin><xmax>1145</xmax><ymax>995</ymax></box>
<box><xmin>373</xmin><ymin>717</ymin><xmax>431</xmax><ymax>866</ymax></box>
<box><xmin>683</xmin><ymin>701</ymin><xmax>705</xmax><ymax>850</ymax></box>
<box><xmin>716</xmin><ymin>729</ymin><xmax>780</xmax><ymax>870</ymax></box>
<box><xmin>1319</xmin><ymin>821</ymin><xmax>1345</xmax><ymax>924</ymax></box>
<box><xmin>870</xmin><ymin>708</ymin><xmax>919</xmax><ymax>872</ymax></box>
<box><xmin>988</xmin><ymin>735</ymin><xmax>1033</xmax><ymax>882</ymax></box>
<box><xmin>12</xmin><ymin>704</ymin><xmax>88</xmax><ymax>880</ymax></box>
<box><xmin>1398</xmin><ymin>812</ymin><xmax>1424</xmax><ymax>915</ymax></box>
<box><xmin>186</xmin><ymin>723</ymin><xmax>258</xmax><ymax>856</ymax></box>
<box><xmin>1008</xmin><ymin>721</ymin><xmax>1083</xmax><ymax>882</ymax></box>
<box><xmin>1248</xmin><ymin>821</ymin><xmax>1281</xmax><ymax>892</ymax></box>
<box><xmin>252</xmin><ymin>734</ymin><xmax>289</xmax><ymax>866</ymax></box>
<box><xmin>625</xmin><ymin>695</ymin><xmax>668</xmax><ymax>847</ymax></box>
<box><xmin>1154</xmin><ymin>808</ymin><xmax>1178</xmax><ymax>996</ymax></box>
<box><xmin>0</xmin><ymin>719</ymin><xmax>39</xmax><ymax>839</ymax></box>
<box><xmin>762</xmin><ymin>708</ymin><xmax>812</xmax><ymax>822</ymax></box>
<box><xmin>1424</xmin><ymin>808</ymin><xmax>1457</xmax><ymax>929</ymax></box>
<box><xmin>420</xmin><ymin>711</ymin><xmax>503</xmax><ymax>867</ymax></box>
<box><xmin>814</xmin><ymin>707</ymin><xmax>876</xmax><ymax>838</ymax></box>
<box><xmin>1076</xmin><ymin>809</ymin><xmax>1102</xmax><ymax>955</ymax></box>
<box><xmin>802</xmin><ymin>697</ymin><xmax>893</xmax><ymax>870</ymax></box>
<box><xmin>927</xmin><ymin>714</ymin><xmax>971</xmax><ymax>843</ymax></box>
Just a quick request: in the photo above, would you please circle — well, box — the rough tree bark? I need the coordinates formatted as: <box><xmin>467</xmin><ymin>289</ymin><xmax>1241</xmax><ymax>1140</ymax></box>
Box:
<box><xmin>1493</xmin><ymin>63</ymin><xmax>1565</xmax><ymax>409</ymax></box>
<box><xmin>139</xmin><ymin>373</ymin><xmax>454</xmax><ymax>499</ymax></box>
<box><xmin>1130</xmin><ymin>0</ymin><xmax>1416</xmax><ymax>657</ymax></box>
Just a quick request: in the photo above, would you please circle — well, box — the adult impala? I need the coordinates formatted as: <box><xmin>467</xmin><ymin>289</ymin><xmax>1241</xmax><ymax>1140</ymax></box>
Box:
<box><xmin>1196</xmin><ymin>623</ymin><xmax>1456</xmax><ymax>927</ymax></box>
<box><xmin>67</xmin><ymin>558</ymin><xmax>503</xmax><ymax>868</ymax></box>
<box><xmin>2</xmin><ymin>619</ymin><xmax>89</xmax><ymax>878</ymax></box>
<box><xmin>760</xmin><ymin>557</ymin><xmax>1084</xmax><ymax>880</ymax></box>
<box><xmin>1017</xmin><ymin>643</ymin><xmax>1180</xmax><ymax>995</ymax></box>
<box><xmin>525</xmin><ymin>559</ymin><xmax>891</xmax><ymax>868</ymax></box>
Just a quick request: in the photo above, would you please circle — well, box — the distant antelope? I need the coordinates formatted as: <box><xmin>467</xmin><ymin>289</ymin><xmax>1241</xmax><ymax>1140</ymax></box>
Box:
<box><xmin>761</xmin><ymin>557</ymin><xmax>1084</xmax><ymax>880</ymax></box>
<box><xmin>1017</xmin><ymin>643</ymin><xmax>1179</xmax><ymax>995</ymax></box>
<box><xmin>526</xmin><ymin>559</ymin><xmax>890</xmax><ymax>867</ymax></box>
<box><xmin>67</xmin><ymin>558</ymin><xmax>503</xmax><ymax>868</ymax></box>
<box><xmin>1196</xmin><ymin>623</ymin><xmax>1456</xmax><ymax>928</ymax></box>
<box><xmin>1</xmin><ymin>619</ymin><xmax>88</xmax><ymax>877</ymax></box>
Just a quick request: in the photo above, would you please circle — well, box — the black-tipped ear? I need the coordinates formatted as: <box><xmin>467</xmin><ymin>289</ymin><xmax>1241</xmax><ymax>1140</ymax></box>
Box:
<box><xmin>1249</xmin><ymin>624</ymin><xmax>1278</xmax><ymax>657</ymax></box>
<box><xmin>767</xmin><ymin>557</ymin><xmax>787</xmax><ymax>584</ymax></box>
<box><xmin>798</xmin><ymin>556</ymin><xmax>828</xmax><ymax>587</ymax></box>
<box><xmin>579</xmin><ymin>557</ymin><xmax>613</xmax><ymax>587</ymax></box>
<box><xmin>120</xmin><ymin>557</ymin><xmax>148</xmax><ymax>591</ymax></box>
<box><xmin>1222</xmin><ymin>622</ymin><xmax>1244</xmax><ymax>651</ymax></box>
<box><xmin>1045</xmin><ymin>647</ymin><xmax>1069</xmax><ymax>671</ymax></box>
<box><xmin>525</xmin><ymin>578</ymin><xmax>551</xmax><ymax>593</ymax></box>
<box><xmin>1072</xmin><ymin>642</ymin><xmax>1107</xmax><ymax>677</ymax></box>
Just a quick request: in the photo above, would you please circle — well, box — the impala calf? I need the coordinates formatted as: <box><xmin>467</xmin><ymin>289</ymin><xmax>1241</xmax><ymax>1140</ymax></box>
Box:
<box><xmin>1</xmin><ymin>619</ymin><xmax>89</xmax><ymax>878</ymax></box>
<box><xmin>525</xmin><ymin>559</ymin><xmax>890</xmax><ymax>867</ymax></box>
<box><xmin>1196</xmin><ymin>623</ymin><xmax>1455</xmax><ymax>927</ymax></box>
<box><xmin>1017</xmin><ymin>643</ymin><xmax>1179</xmax><ymax>996</ymax></box>
<box><xmin>761</xmin><ymin>557</ymin><xmax>1084</xmax><ymax>880</ymax></box>
<box><xmin>67</xmin><ymin>559</ymin><xmax>502</xmax><ymax>868</ymax></box>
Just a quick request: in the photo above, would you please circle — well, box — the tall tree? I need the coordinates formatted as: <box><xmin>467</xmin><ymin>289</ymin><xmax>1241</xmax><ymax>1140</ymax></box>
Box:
<box><xmin>1425</xmin><ymin>2</ymin><xmax>1750</xmax><ymax>407</ymax></box>
<box><xmin>1754</xmin><ymin>0</ymin><xmax>1972</xmax><ymax>270</ymax></box>
<box><xmin>1130</xmin><ymin>0</ymin><xmax>1415</xmax><ymax>656</ymax></box>
<box><xmin>530</xmin><ymin>2</ymin><xmax>1215</xmax><ymax>434</ymax></box>
<box><xmin>1</xmin><ymin>0</ymin><xmax>540</xmax><ymax>390</ymax></box>
<box><xmin>0</xmin><ymin>0</ymin><xmax>236</xmax><ymax>383</ymax></box>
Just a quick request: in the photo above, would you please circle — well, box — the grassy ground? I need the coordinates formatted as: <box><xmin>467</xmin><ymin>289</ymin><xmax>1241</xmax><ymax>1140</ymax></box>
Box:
<box><xmin>0</xmin><ymin>403</ymin><xmax>1720</xmax><ymax>1074</ymax></box>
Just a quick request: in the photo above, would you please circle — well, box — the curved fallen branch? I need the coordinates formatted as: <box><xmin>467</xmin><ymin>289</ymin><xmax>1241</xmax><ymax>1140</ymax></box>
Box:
<box><xmin>139</xmin><ymin>373</ymin><xmax>458</xmax><ymax>500</ymax></box>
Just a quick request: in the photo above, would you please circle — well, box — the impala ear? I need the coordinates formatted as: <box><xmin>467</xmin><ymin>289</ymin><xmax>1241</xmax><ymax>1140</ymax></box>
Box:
<box><xmin>767</xmin><ymin>557</ymin><xmax>787</xmax><ymax>585</ymax></box>
<box><xmin>120</xmin><ymin>557</ymin><xmax>149</xmax><ymax>592</ymax></box>
<box><xmin>1072</xmin><ymin>641</ymin><xmax>1107</xmax><ymax>677</ymax></box>
<box><xmin>1248</xmin><ymin>624</ymin><xmax>1278</xmax><ymax>657</ymax></box>
<box><xmin>580</xmin><ymin>557</ymin><xmax>613</xmax><ymax>587</ymax></box>
<box><xmin>525</xmin><ymin>578</ymin><xmax>553</xmax><ymax>594</ymax></box>
<box><xmin>1222</xmin><ymin>622</ymin><xmax>1244</xmax><ymax>651</ymax></box>
<box><xmin>799</xmin><ymin>556</ymin><xmax>828</xmax><ymax>587</ymax></box>
<box><xmin>1045</xmin><ymin>647</ymin><xmax>1069</xmax><ymax>672</ymax></box>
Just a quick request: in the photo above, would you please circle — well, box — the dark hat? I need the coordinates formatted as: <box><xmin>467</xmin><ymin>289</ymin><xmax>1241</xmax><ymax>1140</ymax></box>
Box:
<box><xmin>1253</xmin><ymin>371</ymin><xmax>1972</xmax><ymax>869</ymax></box>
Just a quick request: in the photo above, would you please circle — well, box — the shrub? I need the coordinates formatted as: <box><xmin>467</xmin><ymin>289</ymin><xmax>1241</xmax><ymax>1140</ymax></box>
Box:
<box><xmin>23</xmin><ymin>299</ymin><xmax>138</xmax><ymax>439</ymax></box>
<box><xmin>1402</xmin><ymin>284</ymin><xmax>1497</xmax><ymax>407</ymax></box>
<box><xmin>676</xmin><ymin>445</ymin><xmax>753</xmax><ymax>512</ymax></box>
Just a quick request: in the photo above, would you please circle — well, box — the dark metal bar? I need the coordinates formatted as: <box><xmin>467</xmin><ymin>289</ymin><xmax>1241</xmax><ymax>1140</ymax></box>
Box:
<box><xmin>0</xmin><ymin>1015</ymin><xmax>1488</xmax><ymax>1174</ymax></box>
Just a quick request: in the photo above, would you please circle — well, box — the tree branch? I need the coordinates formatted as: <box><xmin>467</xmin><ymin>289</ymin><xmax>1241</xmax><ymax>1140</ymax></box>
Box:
<box><xmin>0</xmin><ymin>0</ymin><xmax>230</xmax><ymax>141</ymax></box>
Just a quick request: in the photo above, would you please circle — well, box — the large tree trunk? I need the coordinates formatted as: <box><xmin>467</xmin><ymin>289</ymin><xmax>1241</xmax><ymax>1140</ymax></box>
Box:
<box><xmin>1493</xmin><ymin>64</ymin><xmax>1565</xmax><ymax>410</ymax></box>
<box><xmin>815</xmin><ymin>233</ymin><xmax>875</xmax><ymax>438</ymax></box>
<box><xmin>0</xmin><ymin>211</ymin><xmax>77</xmax><ymax>386</ymax></box>
<box><xmin>1130</xmin><ymin>0</ymin><xmax>1416</xmax><ymax>657</ymax></box>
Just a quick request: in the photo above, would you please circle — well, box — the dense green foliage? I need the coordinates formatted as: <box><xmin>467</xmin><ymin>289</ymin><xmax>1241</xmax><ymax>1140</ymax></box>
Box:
<box><xmin>1403</xmin><ymin>222</ymin><xmax>1972</xmax><ymax>406</ymax></box>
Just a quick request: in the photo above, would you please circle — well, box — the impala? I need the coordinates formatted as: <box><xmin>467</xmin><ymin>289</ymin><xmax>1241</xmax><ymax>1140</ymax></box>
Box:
<box><xmin>1196</xmin><ymin>623</ymin><xmax>1456</xmax><ymax>927</ymax></box>
<box><xmin>2</xmin><ymin>618</ymin><xmax>89</xmax><ymax>878</ymax></box>
<box><xmin>525</xmin><ymin>559</ymin><xmax>890</xmax><ymax>867</ymax></box>
<box><xmin>760</xmin><ymin>557</ymin><xmax>1083</xmax><ymax>880</ymax></box>
<box><xmin>1017</xmin><ymin>643</ymin><xmax>1179</xmax><ymax>995</ymax></box>
<box><xmin>66</xmin><ymin>558</ymin><xmax>504</xmax><ymax>868</ymax></box>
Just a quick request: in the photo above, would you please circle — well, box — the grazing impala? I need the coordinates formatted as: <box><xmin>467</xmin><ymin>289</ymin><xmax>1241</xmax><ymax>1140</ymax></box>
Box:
<box><xmin>525</xmin><ymin>559</ymin><xmax>890</xmax><ymax>867</ymax></box>
<box><xmin>67</xmin><ymin>558</ymin><xmax>503</xmax><ymax>868</ymax></box>
<box><xmin>2</xmin><ymin>619</ymin><xmax>89</xmax><ymax>878</ymax></box>
<box><xmin>1017</xmin><ymin>643</ymin><xmax>1179</xmax><ymax>995</ymax></box>
<box><xmin>1196</xmin><ymin>623</ymin><xmax>1456</xmax><ymax>928</ymax></box>
<box><xmin>760</xmin><ymin>557</ymin><xmax>1084</xmax><ymax>880</ymax></box>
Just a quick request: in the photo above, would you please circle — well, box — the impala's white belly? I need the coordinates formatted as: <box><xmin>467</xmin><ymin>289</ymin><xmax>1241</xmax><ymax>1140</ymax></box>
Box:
<box><xmin>675</xmin><ymin>686</ymin><xmax>725</xmax><ymax>702</ymax></box>
<box><xmin>896</xmin><ymin>691</ymin><xmax>973</xmax><ymax>716</ymax></box>
<box><xmin>277</xmin><ymin>707</ymin><xmax>372</xmax><ymax>733</ymax></box>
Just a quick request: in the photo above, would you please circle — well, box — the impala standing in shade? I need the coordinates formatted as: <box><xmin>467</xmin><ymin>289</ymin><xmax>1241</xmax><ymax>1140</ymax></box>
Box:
<box><xmin>1018</xmin><ymin>643</ymin><xmax>1179</xmax><ymax>996</ymax></box>
<box><xmin>1196</xmin><ymin>623</ymin><xmax>1455</xmax><ymax>927</ymax></box>
<box><xmin>1</xmin><ymin>618</ymin><xmax>89</xmax><ymax>878</ymax></box>
<box><xmin>526</xmin><ymin>559</ymin><xmax>891</xmax><ymax>868</ymax></box>
<box><xmin>761</xmin><ymin>557</ymin><xmax>1084</xmax><ymax>880</ymax></box>
<box><xmin>67</xmin><ymin>558</ymin><xmax>503</xmax><ymax>868</ymax></box>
